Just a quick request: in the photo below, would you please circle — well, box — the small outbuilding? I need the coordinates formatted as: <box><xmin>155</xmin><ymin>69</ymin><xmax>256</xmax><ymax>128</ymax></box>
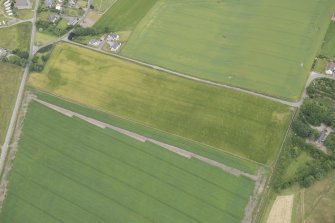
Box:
<box><xmin>326</xmin><ymin>62</ymin><xmax>335</xmax><ymax>75</ymax></box>
<box><xmin>0</xmin><ymin>48</ymin><xmax>8</xmax><ymax>58</ymax></box>
<box><xmin>88</xmin><ymin>39</ymin><xmax>101</xmax><ymax>46</ymax></box>
<box><xmin>48</xmin><ymin>14</ymin><xmax>60</xmax><ymax>23</ymax></box>
<box><xmin>55</xmin><ymin>3</ymin><xmax>62</xmax><ymax>10</ymax></box>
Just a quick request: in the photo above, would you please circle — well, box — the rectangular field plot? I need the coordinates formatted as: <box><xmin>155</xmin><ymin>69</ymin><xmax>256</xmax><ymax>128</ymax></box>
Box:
<box><xmin>0</xmin><ymin>22</ymin><xmax>32</xmax><ymax>50</ymax></box>
<box><xmin>0</xmin><ymin>63</ymin><xmax>22</xmax><ymax>145</ymax></box>
<box><xmin>93</xmin><ymin>0</ymin><xmax>158</xmax><ymax>31</ymax></box>
<box><xmin>28</xmin><ymin>43</ymin><xmax>293</xmax><ymax>164</ymax></box>
<box><xmin>0</xmin><ymin>102</ymin><xmax>255</xmax><ymax>223</ymax></box>
<box><xmin>121</xmin><ymin>0</ymin><xmax>335</xmax><ymax>100</ymax></box>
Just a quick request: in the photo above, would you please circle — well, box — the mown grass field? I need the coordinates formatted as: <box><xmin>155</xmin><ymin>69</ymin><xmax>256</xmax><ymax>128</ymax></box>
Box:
<box><xmin>93</xmin><ymin>0</ymin><xmax>158</xmax><ymax>32</ymax></box>
<box><xmin>0</xmin><ymin>101</ymin><xmax>255</xmax><ymax>222</ymax></box>
<box><xmin>319</xmin><ymin>22</ymin><xmax>335</xmax><ymax>58</ymax></box>
<box><xmin>28</xmin><ymin>43</ymin><xmax>292</xmax><ymax>164</ymax></box>
<box><xmin>121</xmin><ymin>0</ymin><xmax>335</xmax><ymax>100</ymax></box>
<box><xmin>0</xmin><ymin>22</ymin><xmax>31</xmax><ymax>50</ymax></box>
<box><xmin>0</xmin><ymin>63</ymin><xmax>22</xmax><ymax>146</ymax></box>
<box><xmin>35</xmin><ymin>31</ymin><xmax>58</xmax><ymax>46</ymax></box>
<box><xmin>32</xmin><ymin>89</ymin><xmax>261</xmax><ymax>174</ymax></box>
<box><xmin>91</xmin><ymin>0</ymin><xmax>117</xmax><ymax>13</ymax></box>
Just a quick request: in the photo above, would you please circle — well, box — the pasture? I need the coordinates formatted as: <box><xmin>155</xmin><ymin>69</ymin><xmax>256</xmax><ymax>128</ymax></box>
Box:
<box><xmin>93</xmin><ymin>0</ymin><xmax>158</xmax><ymax>32</ymax></box>
<box><xmin>91</xmin><ymin>0</ymin><xmax>117</xmax><ymax>14</ymax></box>
<box><xmin>121</xmin><ymin>0</ymin><xmax>335</xmax><ymax>100</ymax></box>
<box><xmin>0</xmin><ymin>22</ymin><xmax>31</xmax><ymax>50</ymax></box>
<box><xmin>28</xmin><ymin>43</ymin><xmax>293</xmax><ymax>164</ymax></box>
<box><xmin>0</xmin><ymin>101</ymin><xmax>255</xmax><ymax>222</ymax></box>
<box><xmin>319</xmin><ymin>22</ymin><xmax>335</xmax><ymax>59</ymax></box>
<box><xmin>32</xmin><ymin>90</ymin><xmax>261</xmax><ymax>174</ymax></box>
<box><xmin>0</xmin><ymin>63</ymin><xmax>22</xmax><ymax>145</ymax></box>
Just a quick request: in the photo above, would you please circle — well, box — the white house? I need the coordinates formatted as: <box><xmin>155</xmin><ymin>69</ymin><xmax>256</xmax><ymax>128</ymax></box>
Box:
<box><xmin>109</xmin><ymin>41</ymin><xmax>121</xmax><ymax>52</ymax></box>
<box><xmin>55</xmin><ymin>3</ymin><xmax>62</xmax><ymax>10</ymax></box>
<box><xmin>3</xmin><ymin>0</ymin><xmax>10</xmax><ymax>5</ymax></box>
<box><xmin>88</xmin><ymin>39</ymin><xmax>101</xmax><ymax>46</ymax></box>
<box><xmin>326</xmin><ymin>62</ymin><xmax>335</xmax><ymax>75</ymax></box>
<box><xmin>107</xmin><ymin>33</ymin><xmax>119</xmax><ymax>41</ymax></box>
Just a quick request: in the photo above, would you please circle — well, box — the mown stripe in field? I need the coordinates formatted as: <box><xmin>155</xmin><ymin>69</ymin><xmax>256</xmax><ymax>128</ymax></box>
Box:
<box><xmin>0</xmin><ymin>102</ymin><xmax>254</xmax><ymax>222</ymax></box>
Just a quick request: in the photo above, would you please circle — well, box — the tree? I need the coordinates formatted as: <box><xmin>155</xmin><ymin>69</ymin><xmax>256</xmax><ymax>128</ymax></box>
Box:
<box><xmin>291</xmin><ymin>118</ymin><xmax>313</xmax><ymax>138</ymax></box>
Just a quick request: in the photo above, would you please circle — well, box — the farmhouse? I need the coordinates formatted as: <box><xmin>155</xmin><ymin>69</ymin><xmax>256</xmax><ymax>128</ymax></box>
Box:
<box><xmin>48</xmin><ymin>14</ymin><xmax>59</xmax><ymax>23</ymax></box>
<box><xmin>88</xmin><ymin>39</ymin><xmax>101</xmax><ymax>46</ymax></box>
<box><xmin>55</xmin><ymin>3</ymin><xmax>62</xmax><ymax>10</ymax></box>
<box><xmin>107</xmin><ymin>33</ymin><xmax>119</xmax><ymax>41</ymax></box>
<box><xmin>45</xmin><ymin>0</ymin><xmax>52</xmax><ymax>7</ymax></box>
<box><xmin>109</xmin><ymin>41</ymin><xmax>121</xmax><ymax>52</ymax></box>
<box><xmin>326</xmin><ymin>62</ymin><xmax>335</xmax><ymax>75</ymax></box>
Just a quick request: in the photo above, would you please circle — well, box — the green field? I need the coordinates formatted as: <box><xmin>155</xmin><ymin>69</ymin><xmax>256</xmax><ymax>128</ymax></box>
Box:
<box><xmin>93</xmin><ymin>0</ymin><xmax>158</xmax><ymax>31</ymax></box>
<box><xmin>91</xmin><ymin>0</ymin><xmax>117</xmax><ymax>13</ymax></box>
<box><xmin>0</xmin><ymin>62</ymin><xmax>22</xmax><ymax>145</ymax></box>
<box><xmin>28</xmin><ymin>43</ymin><xmax>292</xmax><ymax>164</ymax></box>
<box><xmin>0</xmin><ymin>22</ymin><xmax>32</xmax><ymax>50</ymax></box>
<box><xmin>121</xmin><ymin>0</ymin><xmax>335</xmax><ymax>100</ymax></box>
<box><xmin>35</xmin><ymin>31</ymin><xmax>58</xmax><ymax>46</ymax></box>
<box><xmin>319</xmin><ymin>22</ymin><xmax>335</xmax><ymax>58</ymax></box>
<box><xmin>32</xmin><ymin>89</ymin><xmax>261</xmax><ymax>174</ymax></box>
<box><xmin>0</xmin><ymin>101</ymin><xmax>255</xmax><ymax>222</ymax></box>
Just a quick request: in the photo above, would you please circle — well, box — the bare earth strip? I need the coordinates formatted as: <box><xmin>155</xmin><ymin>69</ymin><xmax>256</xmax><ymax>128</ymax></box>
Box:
<box><xmin>267</xmin><ymin>195</ymin><xmax>294</xmax><ymax>223</ymax></box>
<box><xmin>33</xmin><ymin>96</ymin><xmax>259</xmax><ymax>181</ymax></box>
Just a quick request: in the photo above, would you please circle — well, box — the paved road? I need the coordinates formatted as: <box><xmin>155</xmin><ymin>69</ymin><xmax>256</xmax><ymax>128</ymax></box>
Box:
<box><xmin>0</xmin><ymin>0</ymin><xmax>39</xmax><ymax>174</ymax></box>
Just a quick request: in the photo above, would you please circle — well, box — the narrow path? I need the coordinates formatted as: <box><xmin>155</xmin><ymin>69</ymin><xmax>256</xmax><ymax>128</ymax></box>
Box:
<box><xmin>0</xmin><ymin>0</ymin><xmax>39</xmax><ymax>175</ymax></box>
<box><xmin>33</xmin><ymin>97</ymin><xmax>259</xmax><ymax>181</ymax></box>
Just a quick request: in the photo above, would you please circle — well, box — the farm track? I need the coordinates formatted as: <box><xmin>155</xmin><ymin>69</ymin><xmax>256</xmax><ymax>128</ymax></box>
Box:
<box><xmin>33</xmin><ymin>96</ymin><xmax>260</xmax><ymax>182</ymax></box>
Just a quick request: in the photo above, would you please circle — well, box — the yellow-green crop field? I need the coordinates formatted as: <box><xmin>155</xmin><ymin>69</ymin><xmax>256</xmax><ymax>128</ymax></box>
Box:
<box><xmin>28</xmin><ymin>43</ymin><xmax>293</xmax><ymax>164</ymax></box>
